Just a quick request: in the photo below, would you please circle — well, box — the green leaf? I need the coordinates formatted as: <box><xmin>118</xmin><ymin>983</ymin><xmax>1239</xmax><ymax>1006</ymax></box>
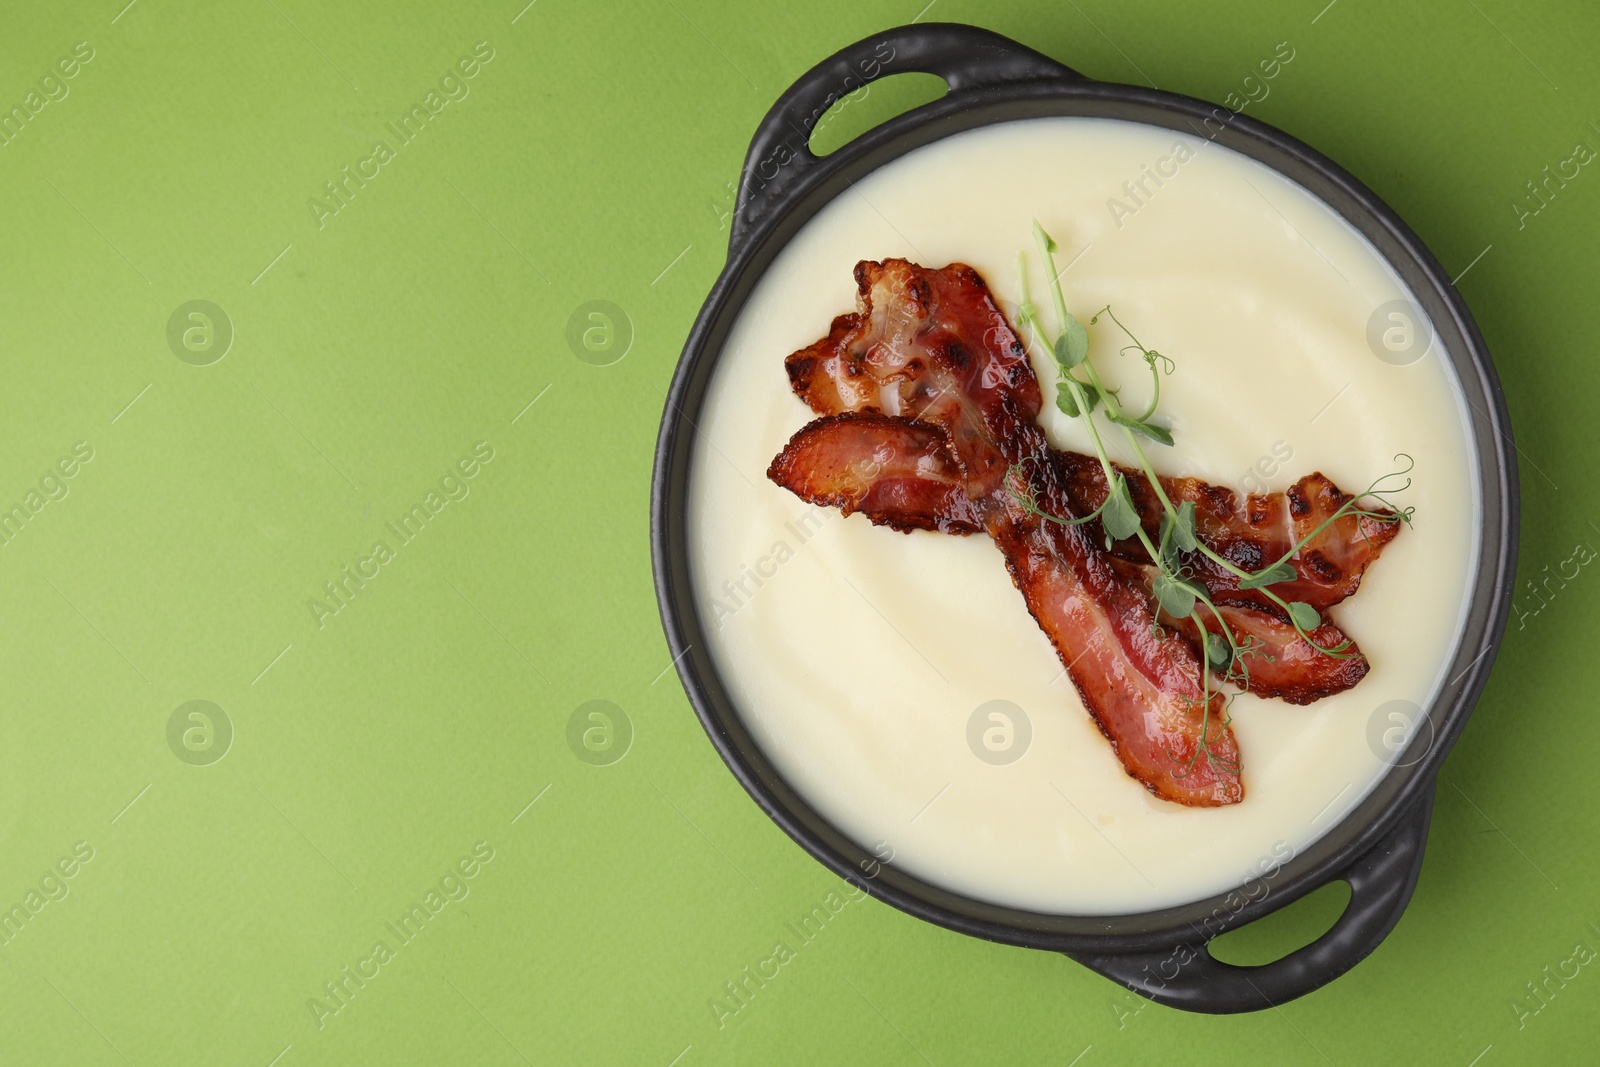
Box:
<box><xmin>1156</xmin><ymin>506</ymin><xmax>1190</xmax><ymax>569</ymax></box>
<box><xmin>1110</xmin><ymin>414</ymin><xmax>1174</xmax><ymax>446</ymax></box>
<box><xmin>1055</xmin><ymin>382</ymin><xmax>1080</xmax><ymax>418</ymax></box>
<box><xmin>1153</xmin><ymin>573</ymin><xmax>1198</xmax><ymax>619</ymax></box>
<box><xmin>1032</xmin><ymin>220</ymin><xmax>1058</xmax><ymax>254</ymax></box>
<box><xmin>1057</xmin><ymin>380</ymin><xmax>1100</xmax><ymax>418</ymax></box>
<box><xmin>1205</xmin><ymin>631</ymin><xmax>1232</xmax><ymax>669</ymax></box>
<box><xmin>1238</xmin><ymin>561</ymin><xmax>1297</xmax><ymax>590</ymax></box>
<box><xmin>1163</xmin><ymin>541</ymin><xmax>1182</xmax><ymax>574</ymax></box>
<box><xmin>1100</xmin><ymin>476</ymin><xmax>1142</xmax><ymax>541</ymax></box>
<box><xmin>1171</xmin><ymin>500</ymin><xmax>1198</xmax><ymax>553</ymax></box>
<box><xmin>1053</xmin><ymin>317</ymin><xmax>1089</xmax><ymax>368</ymax></box>
<box><xmin>1287</xmin><ymin>601</ymin><xmax>1321</xmax><ymax>631</ymax></box>
<box><xmin>1157</xmin><ymin>526</ymin><xmax>1181</xmax><ymax>573</ymax></box>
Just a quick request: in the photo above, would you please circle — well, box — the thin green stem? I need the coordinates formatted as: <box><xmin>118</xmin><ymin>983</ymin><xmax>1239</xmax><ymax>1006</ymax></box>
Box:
<box><xmin>1009</xmin><ymin>465</ymin><xmax>1111</xmax><ymax>527</ymax></box>
<box><xmin>1033</xmin><ymin>227</ymin><xmax>1073</xmax><ymax>342</ymax></box>
<box><xmin>1018</xmin><ymin>221</ymin><xmax>1413</xmax><ymax>717</ymax></box>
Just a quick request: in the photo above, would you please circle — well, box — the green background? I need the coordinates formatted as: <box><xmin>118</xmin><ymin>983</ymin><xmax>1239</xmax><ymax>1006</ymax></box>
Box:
<box><xmin>0</xmin><ymin>0</ymin><xmax>1592</xmax><ymax>1063</ymax></box>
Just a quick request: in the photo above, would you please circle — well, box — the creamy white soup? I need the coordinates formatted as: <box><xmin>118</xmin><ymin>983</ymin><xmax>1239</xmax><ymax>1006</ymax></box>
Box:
<box><xmin>686</xmin><ymin>117</ymin><xmax>1478</xmax><ymax>914</ymax></box>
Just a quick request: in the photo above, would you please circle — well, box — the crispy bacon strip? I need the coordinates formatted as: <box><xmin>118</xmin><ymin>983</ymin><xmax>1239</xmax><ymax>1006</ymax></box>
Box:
<box><xmin>767</xmin><ymin>416</ymin><xmax>1397</xmax><ymax>614</ymax></box>
<box><xmin>774</xmin><ymin>260</ymin><xmax>1241</xmax><ymax>805</ymax></box>
<box><xmin>766</xmin><ymin>412</ymin><xmax>983</xmax><ymax>534</ymax></box>
<box><xmin>1051</xmin><ymin>451</ymin><xmax>1399</xmax><ymax>613</ymax></box>
<box><xmin>1174</xmin><ymin>601</ymin><xmax>1368</xmax><ymax>705</ymax></box>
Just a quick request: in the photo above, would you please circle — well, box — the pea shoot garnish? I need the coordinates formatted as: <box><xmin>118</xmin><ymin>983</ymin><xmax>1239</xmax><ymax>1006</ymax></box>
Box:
<box><xmin>1010</xmin><ymin>222</ymin><xmax>1414</xmax><ymax>771</ymax></box>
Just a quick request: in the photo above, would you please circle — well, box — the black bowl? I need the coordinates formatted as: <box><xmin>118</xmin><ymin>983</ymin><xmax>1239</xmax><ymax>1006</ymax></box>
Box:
<box><xmin>650</xmin><ymin>23</ymin><xmax>1517</xmax><ymax>1014</ymax></box>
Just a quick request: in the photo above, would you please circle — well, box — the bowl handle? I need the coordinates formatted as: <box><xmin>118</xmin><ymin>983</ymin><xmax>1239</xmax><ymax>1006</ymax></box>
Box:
<box><xmin>1065</xmin><ymin>779</ymin><xmax>1436</xmax><ymax>1013</ymax></box>
<box><xmin>730</xmin><ymin>24</ymin><xmax>1083</xmax><ymax>251</ymax></box>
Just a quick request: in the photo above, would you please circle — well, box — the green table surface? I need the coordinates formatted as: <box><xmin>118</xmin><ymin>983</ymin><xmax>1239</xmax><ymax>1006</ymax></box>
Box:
<box><xmin>0</xmin><ymin>0</ymin><xmax>1593</xmax><ymax>1063</ymax></box>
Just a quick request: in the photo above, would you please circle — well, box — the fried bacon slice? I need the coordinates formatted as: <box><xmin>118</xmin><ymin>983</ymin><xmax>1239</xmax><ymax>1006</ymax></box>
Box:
<box><xmin>766</xmin><ymin>406</ymin><xmax>1398</xmax><ymax>614</ymax></box>
<box><xmin>1175</xmin><ymin>602</ymin><xmax>1368</xmax><ymax>705</ymax></box>
<box><xmin>766</xmin><ymin>412</ymin><xmax>983</xmax><ymax>534</ymax></box>
<box><xmin>1050</xmin><ymin>451</ymin><xmax>1399</xmax><ymax>613</ymax></box>
<box><xmin>773</xmin><ymin>260</ymin><xmax>1241</xmax><ymax>805</ymax></box>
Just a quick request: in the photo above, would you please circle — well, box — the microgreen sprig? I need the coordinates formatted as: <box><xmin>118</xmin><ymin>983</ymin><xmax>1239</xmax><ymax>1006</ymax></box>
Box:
<box><xmin>1013</xmin><ymin>221</ymin><xmax>1415</xmax><ymax>768</ymax></box>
